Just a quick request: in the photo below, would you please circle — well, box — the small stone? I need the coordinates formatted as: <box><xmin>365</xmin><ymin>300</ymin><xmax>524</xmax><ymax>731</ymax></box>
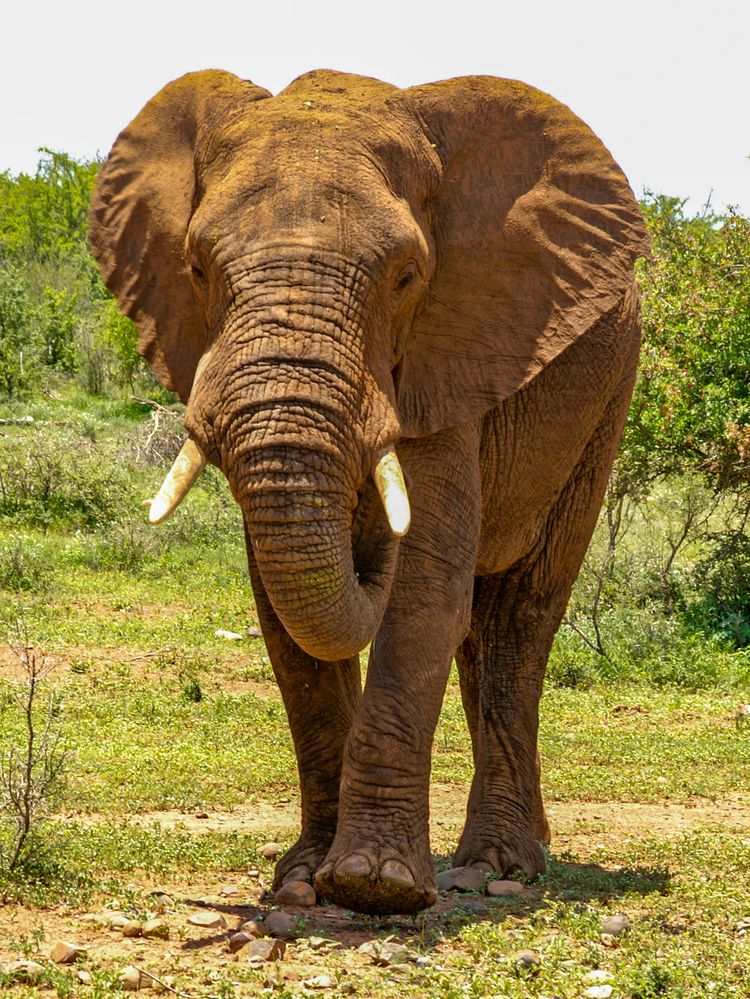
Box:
<box><xmin>142</xmin><ymin>918</ymin><xmax>170</xmax><ymax>940</ymax></box>
<box><xmin>358</xmin><ymin>939</ymin><xmax>413</xmax><ymax>966</ymax></box>
<box><xmin>228</xmin><ymin>932</ymin><xmax>253</xmax><ymax>953</ymax></box>
<box><xmin>220</xmin><ymin>885</ymin><xmax>239</xmax><ymax>897</ymax></box>
<box><xmin>195</xmin><ymin>811</ymin><xmax>209</xmax><ymax>819</ymax></box>
<box><xmin>486</xmin><ymin>879</ymin><xmax>526</xmax><ymax>898</ymax></box>
<box><xmin>264</xmin><ymin>910</ymin><xmax>298</xmax><ymax>939</ymax></box>
<box><xmin>121</xmin><ymin>920</ymin><xmax>144</xmax><ymax>938</ymax></box>
<box><xmin>585</xmin><ymin>986</ymin><xmax>614</xmax><ymax>999</ymax></box>
<box><xmin>188</xmin><ymin>910</ymin><xmax>227</xmax><ymax>929</ymax></box>
<box><xmin>215</xmin><ymin>628</ymin><xmax>244</xmax><ymax>640</ymax></box>
<box><xmin>247</xmin><ymin>938</ymin><xmax>287</xmax><ymax>963</ymax></box>
<box><xmin>120</xmin><ymin>965</ymin><xmax>144</xmax><ymax>990</ymax></box>
<box><xmin>415</xmin><ymin>956</ymin><xmax>431</xmax><ymax>968</ymax></box>
<box><xmin>275</xmin><ymin>880</ymin><xmax>317</xmax><ymax>906</ymax></box>
<box><xmin>247</xmin><ymin>627</ymin><xmax>263</xmax><ymax>637</ymax></box>
<box><xmin>260</xmin><ymin>842</ymin><xmax>282</xmax><ymax>860</ymax></box>
<box><xmin>514</xmin><ymin>949</ymin><xmax>541</xmax><ymax>969</ymax></box>
<box><xmin>106</xmin><ymin>912</ymin><xmax>132</xmax><ymax>929</ymax></box>
<box><xmin>50</xmin><ymin>941</ymin><xmax>88</xmax><ymax>964</ymax></box>
<box><xmin>304</xmin><ymin>975</ymin><xmax>334</xmax><ymax>989</ymax></box>
<box><xmin>584</xmin><ymin>970</ymin><xmax>614</xmax><ymax>983</ymax></box>
<box><xmin>600</xmin><ymin>914</ymin><xmax>631</xmax><ymax>936</ymax></box>
<box><xmin>77</xmin><ymin>970</ymin><xmax>93</xmax><ymax>985</ymax></box>
<box><xmin>247</xmin><ymin>869</ymin><xmax>261</xmax><ymax>878</ymax></box>
<box><xmin>6</xmin><ymin>960</ymin><xmax>45</xmax><ymax>982</ymax></box>
<box><xmin>240</xmin><ymin>919</ymin><xmax>268</xmax><ymax>938</ymax></box>
<box><xmin>307</xmin><ymin>936</ymin><xmax>330</xmax><ymax>950</ymax></box>
<box><xmin>436</xmin><ymin>866</ymin><xmax>486</xmax><ymax>892</ymax></box>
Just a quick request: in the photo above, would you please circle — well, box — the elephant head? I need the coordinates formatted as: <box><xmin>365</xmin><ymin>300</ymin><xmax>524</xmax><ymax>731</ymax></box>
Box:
<box><xmin>90</xmin><ymin>70</ymin><xmax>648</xmax><ymax>662</ymax></box>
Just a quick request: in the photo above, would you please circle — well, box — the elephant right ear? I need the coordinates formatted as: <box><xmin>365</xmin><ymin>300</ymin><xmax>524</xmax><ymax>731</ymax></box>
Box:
<box><xmin>89</xmin><ymin>70</ymin><xmax>270</xmax><ymax>402</ymax></box>
<box><xmin>397</xmin><ymin>77</ymin><xmax>651</xmax><ymax>437</ymax></box>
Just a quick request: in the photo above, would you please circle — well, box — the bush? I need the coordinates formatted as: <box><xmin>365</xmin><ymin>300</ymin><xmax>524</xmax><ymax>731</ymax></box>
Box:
<box><xmin>0</xmin><ymin>432</ymin><xmax>131</xmax><ymax>530</ymax></box>
<box><xmin>0</xmin><ymin>535</ymin><xmax>48</xmax><ymax>592</ymax></box>
<box><xmin>688</xmin><ymin>530</ymin><xmax>750</xmax><ymax>647</ymax></box>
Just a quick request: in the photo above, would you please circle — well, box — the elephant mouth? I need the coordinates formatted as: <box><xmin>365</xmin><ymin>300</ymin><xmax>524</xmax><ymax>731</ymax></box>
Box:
<box><xmin>146</xmin><ymin>437</ymin><xmax>411</xmax><ymax>538</ymax></box>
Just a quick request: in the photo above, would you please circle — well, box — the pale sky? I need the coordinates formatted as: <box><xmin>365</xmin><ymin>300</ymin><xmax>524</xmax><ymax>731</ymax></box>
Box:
<box><xmin>1</xmin><ymin>0</ymin><xmax>748</xmax><ymax>215</ymax></box>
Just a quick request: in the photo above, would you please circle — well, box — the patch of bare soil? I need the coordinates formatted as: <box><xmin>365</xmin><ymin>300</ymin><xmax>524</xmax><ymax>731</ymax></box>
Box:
<box><xmin>4</xmin><ymin>789</ymin><xmax>750</xmax><ymax>988</ymax></box>
<box><xmin>108</xmin><ymin>783</ymin><xmax>750</xmax><ymax>848</ymax></box>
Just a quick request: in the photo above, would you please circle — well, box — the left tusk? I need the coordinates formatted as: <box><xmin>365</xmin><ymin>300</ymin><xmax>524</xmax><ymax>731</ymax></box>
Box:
<box><xmin>146</xmin><ymin>438</ymin><xmax>207</xmax><ymax>525</ymax></box>
<box><xmin>373</xmin><ymin>448</ymin><xmax>411</xmax><ymax>537</ymax></box>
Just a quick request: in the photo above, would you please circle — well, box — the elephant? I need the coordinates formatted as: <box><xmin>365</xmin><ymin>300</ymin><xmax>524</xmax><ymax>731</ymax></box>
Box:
<box><xmin>89</xmin><ymin>68</ymin><xmax>649</xmax><ymax>915</ymax></box>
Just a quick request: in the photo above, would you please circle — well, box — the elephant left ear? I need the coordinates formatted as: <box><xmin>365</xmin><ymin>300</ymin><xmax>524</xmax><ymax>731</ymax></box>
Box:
<box><xmin>396</xmin><ymin>77</ymin><xmax>651</xmax><ymax>437</ymax></box>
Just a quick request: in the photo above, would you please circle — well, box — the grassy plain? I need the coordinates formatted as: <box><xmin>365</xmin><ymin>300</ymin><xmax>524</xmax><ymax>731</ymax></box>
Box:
<box><xmin>1</xmin><ymin>390</ymin><xmax>750</xmax><ymax>997</ymax></box>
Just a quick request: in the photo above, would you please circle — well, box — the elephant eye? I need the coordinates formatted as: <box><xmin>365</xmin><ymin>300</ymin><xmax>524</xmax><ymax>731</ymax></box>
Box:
<box><xmin>189</xmin><ymin>254</ymin><xmax>207</xmax><ymax>283</ymax></box>
<box><xmin>395</xmin><ymin>263</ymin><xmax>417</xmax><ymax>293</ymax></box>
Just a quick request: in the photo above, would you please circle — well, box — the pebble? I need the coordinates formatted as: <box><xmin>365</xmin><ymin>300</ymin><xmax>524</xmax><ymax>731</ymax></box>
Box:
<box><xmin>142</xmin><ymin>918</ymin><xmax>170</xmax><ymax>940</ymax></box>
<box><xmin>275</xmin><ymin>879</ymin><xmax>317</xmax><ymax>906</ymax></box>
<box><xmin>240</xmin><ymin>918</ymin><xmax>268</xmax><ymax>938</ymax></box>
<box><xmin>120</xmin><ymin>965</ymin><xmax>144</xmax><ymax>990</ymax></box>
<box><xmin>5</xmin><ymin>960</ymin><xmax>45</xmax><ymax>982</ymax></box>
<box><xmin>247</xmin><ymin>869</ymin><xmax>261</xmax><ymax>878</ymax></box>
<box><xmin>247</xmin><ymin>938</ymin><xmax>287</xmax><ymax>963</ymax></box>
<box><xmin>260</xmin><ymin>842</ymin><xmax>282</xmax><ymax>860</ymax></box>
<box><xmin>584</xmin><ymin>970</ymin><xmax>614</xmax><ymax>983</ymax></box>
<box><xmin>228</xmin><ymin>931</ymin><xmax>253</xmax><ymax>953</ymax></box>
<box><xmin>121</xmin><ymin>920</ymin><xmax>144</xmax><ymax>938</ymax></box>
<box><xmin>358</xmin><ymin>939</ymin><xmax>413</xmax><ymax>966</ymax></box>
<box><xmin>304</xmin><ymin>975</ymin><xmax>334</xmax><ymax>989</ymax></box>
<box><xmin>264</xmin><ymin>910</ymin><xmax>298</xmax><ymax>939</ymax></box>
<box><xmin>585</xmin><ymin>986</ymin><xmax>614</xmax><ymax>999</ymax></box>
<box><xmin>188</xmin><ymin>910</ymin><xmax>227</xmax><ymax>929</ymax></box>
<box><xmin>50</xmin><ymin>941</ymin><xmax>88</xmax><ymax>964</ymax></box>
<box><xmin>600</xmin><ymin>914</ymin><xmax>631</xmax><ymax>936</ymax></box>
<box><xmin>514</xmin><ymin>949</ymin><xmax>541</xmax><ymax>969</ymax></box>
<box><xmin>436</xmin><ymin>866</ymin><xmax>486</xmax><ymax>892</ymax></box>
<box><xmin>486</xmin><ymin>879</ymin><xmax>525</xmax><ymax>898</ymax></box>
<box><xmin>215</xmin><ymin>628</ymin><xmax>244</xmax><ymax>640</ymax></box>
<box><xmin>77</xmin><ymin>970</ymin><xmax>93</xmax><ymax>985</ymax></box>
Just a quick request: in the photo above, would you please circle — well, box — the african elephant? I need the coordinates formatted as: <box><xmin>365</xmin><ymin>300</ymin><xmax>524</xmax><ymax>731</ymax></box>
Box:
<box><xmin>89</xmin><ymin>69</ymin><xmax>649</xmax><ymax>914</ymax></box>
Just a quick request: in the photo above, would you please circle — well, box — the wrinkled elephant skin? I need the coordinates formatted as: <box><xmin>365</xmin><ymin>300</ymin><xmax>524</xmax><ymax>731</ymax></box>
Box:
<box><xmin>89</xmin><ymin>69</ymin><xmax>649</xmax><ymax>914</ymax></box>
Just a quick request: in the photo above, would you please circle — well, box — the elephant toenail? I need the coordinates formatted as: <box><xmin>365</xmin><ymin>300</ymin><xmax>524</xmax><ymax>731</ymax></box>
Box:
<box><xmin>335</xmin><ymin>854</ymin><xmax>372</xmax><ymax>878</ymax></box>
<box><xmin>380</xmin><ymin>860</ymin><xmax>415</xmax><ymax>887</ymax></box>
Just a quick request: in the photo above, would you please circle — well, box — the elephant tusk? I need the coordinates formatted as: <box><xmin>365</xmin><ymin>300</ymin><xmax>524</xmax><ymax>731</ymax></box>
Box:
<box><xmin>146</xmin><ymin>438</ymin><xmax>207</xmax><ymax>525</ymax></box>
<box><xmin>373</xmin><ymin>448</ymin><xmax>411</xmax><ymax>538</ymax></box>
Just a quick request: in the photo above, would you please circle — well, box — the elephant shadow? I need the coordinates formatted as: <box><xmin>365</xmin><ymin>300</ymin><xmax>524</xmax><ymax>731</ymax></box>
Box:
<box><xmin>178</xmin><ymin>850</ymin><xmax>669</xmax><ymax>954</ymax></box>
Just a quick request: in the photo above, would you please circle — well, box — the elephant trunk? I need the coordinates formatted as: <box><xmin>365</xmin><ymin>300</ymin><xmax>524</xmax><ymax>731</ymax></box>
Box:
<box><xmin>198</xmin><ymin>262</ymin><xmax>402</xmax><ymax>661</ymax></box>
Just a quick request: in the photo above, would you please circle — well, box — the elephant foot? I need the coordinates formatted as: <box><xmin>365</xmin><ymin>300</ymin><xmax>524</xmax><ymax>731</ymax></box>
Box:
<box><xmin>314</xmin><ymin>837</ymin><xmax>437</xmax><ymax>915</ymax></box>
<box><xmin>454</xmin><ymin>826</ymin><xmax>546</xmax><ymax>881</ymax></box>
<box><xmin>272</xmin><ymin>831</ymin><xmax>335</xmax><ymax>889</ymax></box>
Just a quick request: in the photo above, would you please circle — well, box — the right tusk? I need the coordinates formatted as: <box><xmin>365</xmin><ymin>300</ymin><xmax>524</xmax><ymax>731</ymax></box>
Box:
<box><xmin>373</xmin><ymin>448</ymin><xmax>411</xmax><ymax>537</ymax></box>
<box><xmin>146</xmin><ymin>438</ymin><xmax>207</xmax><ymax>525</ymax></box>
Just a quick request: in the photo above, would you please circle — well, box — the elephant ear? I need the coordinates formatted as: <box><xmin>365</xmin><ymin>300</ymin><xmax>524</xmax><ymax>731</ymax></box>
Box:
<box><xmin>89</xmin><ymin>70</ymin><xmax>270</xmax><ymax>402</ymax></box>
<box><xmin>397</xmin><ymin>77</ymin><xmax>650</xmax><ymax>436</ymax></box>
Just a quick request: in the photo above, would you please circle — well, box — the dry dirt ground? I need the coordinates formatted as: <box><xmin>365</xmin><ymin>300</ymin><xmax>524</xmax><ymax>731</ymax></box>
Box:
<box><xmin>4</xmin><ymin>788</ymin><xmax>750</xmax><ymax>990</ymax></box>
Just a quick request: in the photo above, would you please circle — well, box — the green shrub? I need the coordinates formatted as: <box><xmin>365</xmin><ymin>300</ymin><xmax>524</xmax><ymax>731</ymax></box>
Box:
<box><xmin>688</xmin><ymin>530</ymin><xmax>750</xmax><ymax>647</ymax></box>
<box><xmin>0</xmin><ymin>534</ymin><xmax>47</xmax><ymax>591</ymax></box>
<box><xmin>0</xmin><ymin>432</ymin><xmax>130</xmax><ymax>529</ymax></box>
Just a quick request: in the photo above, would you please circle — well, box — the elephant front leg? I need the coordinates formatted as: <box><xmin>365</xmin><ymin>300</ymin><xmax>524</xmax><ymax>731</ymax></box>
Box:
<box><xmin>314</xmin><ymin>425</ymin><xmax>481</xmax><ymax>914</ymax></box>
<box><xmin>244</xmin><ymin>529</ymin><xmax>361</xmax><ymax>887</ymax></box>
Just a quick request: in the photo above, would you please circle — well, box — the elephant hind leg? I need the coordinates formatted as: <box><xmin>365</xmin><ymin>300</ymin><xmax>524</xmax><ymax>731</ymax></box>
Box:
<box><xmin>455</xmin><ymin>370</ymin><xmax>637</xmax><ymax>878</ymax></box>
